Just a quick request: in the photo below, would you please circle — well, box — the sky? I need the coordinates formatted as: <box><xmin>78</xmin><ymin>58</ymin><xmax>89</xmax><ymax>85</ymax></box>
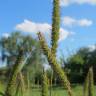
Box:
<box><xmin>0</xmin><ymin>0</ymin><xmax>96</xmax><ymax>58</ymax></box>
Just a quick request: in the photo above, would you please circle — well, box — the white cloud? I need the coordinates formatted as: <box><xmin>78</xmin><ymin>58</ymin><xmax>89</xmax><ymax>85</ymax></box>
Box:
<box><xmin>62</xmin><ymin>16</ymin><xmax>93</xmax><ymax>27</ymax></box>
<box><xmin>16</xmin><ymin>20</ymin><xmax>51</xmax><ymax>33</ymax></box>
<box><xmin>59</xmin><ymin>28</ymin><xmax>74</xmax><ymax>41</ymax></box>
<box><xmin>2</xmin><ymin>33</ymin><xmax>10</xmax><ymax>38</ymax></box>
<box><xmin>15</xmin><ymin>19</ymin><xmax>74</xmax><ymax>42</ymax></box>
<box><xmin>60</xmin><ymin>0</ymin><xmax>71</xmax><ymax>6</ymax></box>
<box><xmin>78</xmin><ymin>19</ymin><xmax>93</xmax><ymax>27</ymax></box>
<box><xmin>88</xmin><ymin>45</ymin><xmax>96</xmax><ymax>51</ymax></box>
<box><xmin>62</xmin><ymin>16</ymin><xmax>76</xmax><ymax>27</ymax></box>
<box><xmin>60</xmin><ymin>0</ymin><xmax>96</xmax><ymax>6</ymax></box>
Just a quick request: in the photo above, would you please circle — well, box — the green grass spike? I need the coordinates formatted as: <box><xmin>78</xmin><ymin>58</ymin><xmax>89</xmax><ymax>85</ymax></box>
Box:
<box><xmin>38</xmin><ymin>32</ymin><xmax>73</xmax><ymax>96</ymax></box>
<box><xmin>51</xmin><ymin>0</ymin><xmax>60</xmax><ymax>57</ymax></box>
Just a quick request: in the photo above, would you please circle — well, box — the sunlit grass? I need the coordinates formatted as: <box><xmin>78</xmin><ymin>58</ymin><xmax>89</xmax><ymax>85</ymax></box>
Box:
<box><xmin>0</xmin><ymin>84</ymin><xmax>96</xmax><ymax>96</ymax></box>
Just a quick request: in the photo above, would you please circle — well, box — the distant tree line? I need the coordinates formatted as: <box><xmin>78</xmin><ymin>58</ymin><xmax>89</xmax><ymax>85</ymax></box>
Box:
<box><xmin>0</xmin><ymin>32</ymin><xmax>96</xmax><ymax>85</ymax></box>
<box><xmin>63</xmin><ymin>47</ymin><xmax>96</xmax><ymax>84</ymax></box>
<box><xmin>0</xmin><ymin>32</ymin><xmax>45</xmax><ymax>85</ymax></box>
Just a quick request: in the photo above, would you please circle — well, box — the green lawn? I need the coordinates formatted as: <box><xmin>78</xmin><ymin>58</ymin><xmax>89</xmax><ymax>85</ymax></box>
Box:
<box><xmin>26</xmin><ymin>85</ymin><xmax>96</xmax><ymax>96</ymax></box>
<box><xmin>25</xmin><ymin>85</ymin><xmax>82</xmax><ymax>96</ymax></box>
<box><xmin>0</xmin><ymin>81</ymin><xmax>5</xmax><ymax>94</ymax></box>
<box><xmin>0</xmin><ymin>83</ymin><xmax>96</xmax><ymax>96</ymax></box>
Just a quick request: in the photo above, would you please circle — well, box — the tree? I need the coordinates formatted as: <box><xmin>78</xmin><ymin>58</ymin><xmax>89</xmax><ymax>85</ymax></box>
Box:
<box><xmin>65</xmin><ymin>53</ymin><xmax>84</xmax><ymax>83</ymax></box>
<box><xmin>64</xmin><ymin>47</ymin><xmax>96</xmax><ymax>83</ymax></box>
<box><xmin>0</xmin><ymin>32</ymin><xmax>42</xmax><ymax>67</ymax></box>
<box><xmin>0</xmin><ymin>32</ymin><xmax>44</xmax><ymax>84</ymax></box>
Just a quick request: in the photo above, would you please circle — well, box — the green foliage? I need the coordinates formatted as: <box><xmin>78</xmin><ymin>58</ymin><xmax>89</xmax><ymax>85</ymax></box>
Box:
<box><xmin>65</xmin><ymin>54</ymin><xmax>84</xmax><ymax>83</ymax></box>
<box><xmin>64</xmin><ymin>47</ymin><xmax>96</xmax><ymax>83</ymax></box>
<box><xmin>38</xmin><ymin>32</ymin><xmax>73</xmax><ymax>96</ymax></box>
<box><xmin>5</xmin><ymin>49</ymin><xmax>24</xmax><ymax>96</ymax></box>
<box><xmin>0</xmin><ymin>32</ymin><xmax>42</xmax><ymax>67</ymax></box>
<box><xmin>0</xmin><ymin>32</ymin><xmax>44</xmax><ymax>86</ymax></box>
<box><xmin>41</xmin><ymin>70</ymin><xmax>48</xmax><ymax>96</ymax></box>
<box><xmin>67</xmin><ymin>54</ymin><xmax>84</xmax><ymax>65</ymax></box>
<box><xmin>66</xmin><ymin>50</ymin><xmax>85</xmax><ymax>74</ymax></box>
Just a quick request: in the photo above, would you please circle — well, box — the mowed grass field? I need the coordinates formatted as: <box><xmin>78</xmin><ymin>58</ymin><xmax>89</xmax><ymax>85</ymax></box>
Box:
<box><xmin>26</xmin><ymin>86</ymin><xmax>82</xmax><ymax>96</ymax></box>
<box><xmin>0</xmin><ymin>82</ymin><xmax>96</xmax><ymax>96</ymax></box>
<box><xmin>24</xmin><ymin>85</ymin><xmax>96</xmax><ymax>96</ymax></box>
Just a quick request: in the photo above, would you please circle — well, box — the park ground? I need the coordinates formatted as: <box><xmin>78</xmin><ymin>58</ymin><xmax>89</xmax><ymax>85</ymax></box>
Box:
<box><xmin>0</xmin><ymin>83</ymin><xmax>96</xmax><ymax>96</ymax></box>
